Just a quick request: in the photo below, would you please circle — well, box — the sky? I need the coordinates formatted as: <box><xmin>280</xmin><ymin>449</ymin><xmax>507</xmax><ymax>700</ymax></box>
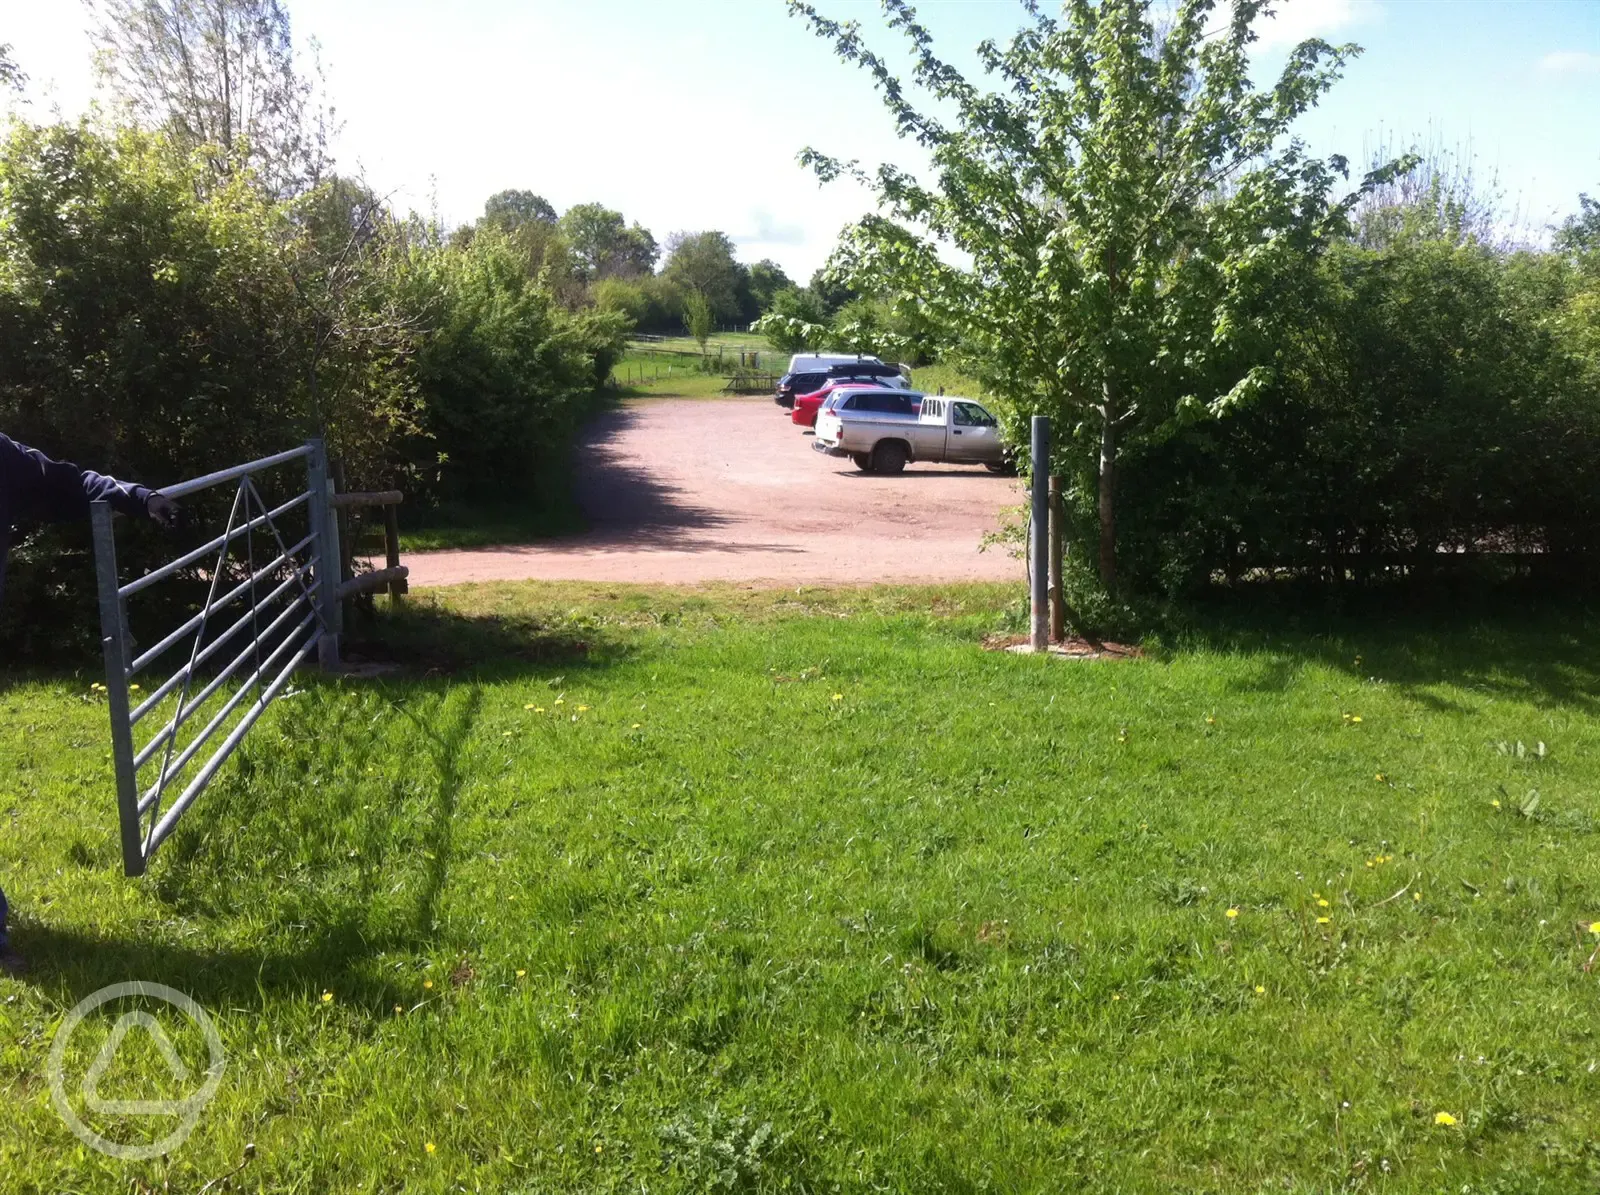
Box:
<box><xmin>3</xmin><ymin>0</ymin><xmax>1599</xmax><ymax>279</ymax></box>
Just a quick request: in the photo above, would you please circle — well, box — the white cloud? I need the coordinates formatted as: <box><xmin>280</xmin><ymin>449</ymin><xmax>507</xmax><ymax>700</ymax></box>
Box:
<box><xmin>1538</xmin><ymin>51</ymin><xmax>1600</xmax><ymax>76</ymax></box>
<box><xmin>1245</xmin><ymin>0</ymin><xmax>1378</xmax><ymax>51</ymax></box>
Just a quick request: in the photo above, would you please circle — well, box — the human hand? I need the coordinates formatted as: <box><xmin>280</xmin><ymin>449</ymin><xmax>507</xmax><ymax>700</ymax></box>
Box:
<box><xmin>146</xmin><ymin>493</ymin><xmax>182</xmax><ymax>530</ymax></box>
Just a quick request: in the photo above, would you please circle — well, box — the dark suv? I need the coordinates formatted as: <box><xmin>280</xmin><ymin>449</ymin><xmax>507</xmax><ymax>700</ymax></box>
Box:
<box><xmin>774</xmin><ymin>362</ymin><xmax>906</xmax><ymax>408</ymax></box>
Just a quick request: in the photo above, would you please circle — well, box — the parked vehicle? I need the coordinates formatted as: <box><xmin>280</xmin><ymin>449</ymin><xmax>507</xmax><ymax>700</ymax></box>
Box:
<box><xmin>786</xmin><ymin>352</ymin><xmax>884</xmax><ymax>374</ymax></box>
<box><xmin>774</xmin><ymin>362</ymin><xmax>910</xmax><ymax>409</ymax></box>
<box><xmin>790</xmin><ymin>377</ymin><xmax>915</xmax><ymax>427</ymax></box>
<box><xmin>815</xmin><ymin>393</ymin><xmax>1006</xmax><ymax>474</ymax></box>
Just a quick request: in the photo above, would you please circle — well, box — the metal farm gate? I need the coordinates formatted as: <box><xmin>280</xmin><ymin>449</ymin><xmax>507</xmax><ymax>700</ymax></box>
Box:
<box><xmin>90</xmin><ymin>439</ymin><xmax>406</xmax><ymax>877</ymax></box>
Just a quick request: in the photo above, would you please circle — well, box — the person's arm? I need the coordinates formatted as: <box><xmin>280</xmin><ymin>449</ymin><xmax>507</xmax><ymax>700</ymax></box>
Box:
<box><xmin>0</xmin><ymin>433</ymin><xmax>177</xmax><ymax>526</ymax></box>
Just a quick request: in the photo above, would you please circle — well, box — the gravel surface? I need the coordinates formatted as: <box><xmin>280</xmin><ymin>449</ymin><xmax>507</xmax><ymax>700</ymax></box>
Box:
<box><xmin>407</xmin><ymin>397</ymin><xmax>1024</xmax><ymax>587</ymax></box>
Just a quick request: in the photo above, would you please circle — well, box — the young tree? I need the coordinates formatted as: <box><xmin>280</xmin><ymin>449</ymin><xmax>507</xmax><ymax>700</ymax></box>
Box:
<box><xmin>683</xmin><ymin>289</ymin><xmax>714</xmax><ymax>355</ymax></box>
<box><xmin>791</xmin><ymin>0</ymin><xmax>1405</xmax><ymax>590</ymax></box>
<box><xmin>88</xmin><ymin>0</ymin><xmax>331</xmax><ymax>196</ymax></box>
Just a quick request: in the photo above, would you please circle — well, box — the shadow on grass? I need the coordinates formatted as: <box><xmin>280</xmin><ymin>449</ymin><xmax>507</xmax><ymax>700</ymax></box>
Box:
<box><xmin>8</xmin><ymin>602</ymin><xmax>632</xmax><ymax>1007</ymax></box>
<box><xmin>1171</xmin><ymin>585</ymin><xmax>1600</xmax><ymax>714</ymax></box>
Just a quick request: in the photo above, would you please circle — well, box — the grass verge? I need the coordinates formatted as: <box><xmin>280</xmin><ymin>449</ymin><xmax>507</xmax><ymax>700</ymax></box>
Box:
<box><xmin>3</xmin><ymin>582</ymin><xmax>1599</xmax><ymax>1191</ymax></box>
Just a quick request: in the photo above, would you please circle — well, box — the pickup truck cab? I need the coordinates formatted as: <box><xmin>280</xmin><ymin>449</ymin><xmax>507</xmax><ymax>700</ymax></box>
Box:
<box><xmin>815</xmin><ymin>393</ymin><xmax>1006</xmax><ymax>474</ymax></box>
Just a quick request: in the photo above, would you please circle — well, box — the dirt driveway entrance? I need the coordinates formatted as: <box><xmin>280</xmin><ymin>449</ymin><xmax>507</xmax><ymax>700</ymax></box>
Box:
<box><xmin>406</xmin><ymin>397</ymin><xmax>1024</xmax><ymax>586</ymax></box>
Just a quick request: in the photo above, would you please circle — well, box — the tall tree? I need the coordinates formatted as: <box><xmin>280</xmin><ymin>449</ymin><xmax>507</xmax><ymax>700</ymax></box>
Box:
<box><xmin>747</xmin><ymin>258</ymin><xmax>794</xmax><ymax>312</ymax></box>
<box><xmin>88</xmin><ymin>0</ymin><xmax>331</xmax><ymax>196</ymax></box>
<box><xmin>662</xmin><ymin>230</ymin><xmax>745</xmax><ymax>321</ymax></box>
<box><xmin>558</xmin><ymin>202</ymin><xmax>658</xmax><ymax>281</ymax></box>
<box><xmin>791</xmin><ymin>0</ymin><xmax>1404</xmax><ymax>590</ymax></box>
<box><xmin>483</xmin><ymin>188</ymin><xmax>557</xmax><ymax>230</ymax></box>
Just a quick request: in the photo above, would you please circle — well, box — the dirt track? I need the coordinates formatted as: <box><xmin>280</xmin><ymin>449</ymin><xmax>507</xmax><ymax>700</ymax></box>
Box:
<box><xmin>406</xmin><ymin>397</ymin><xmax>1024</xmax><ymax>587</ymax></box>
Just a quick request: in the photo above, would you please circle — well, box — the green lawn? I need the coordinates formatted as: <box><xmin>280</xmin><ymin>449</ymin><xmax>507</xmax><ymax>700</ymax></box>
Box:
<box><xmin>4</xmin><ymin>583</ymin><xmax>1599</xmax><ymax>1192</ymax></box>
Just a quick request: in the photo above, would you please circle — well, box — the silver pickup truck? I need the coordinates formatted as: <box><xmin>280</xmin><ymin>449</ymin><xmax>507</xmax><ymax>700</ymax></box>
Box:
<box><xmin>814</xmin><ymin>392</ymin><xmax>1008</xmax><ymax>474</ymax></box>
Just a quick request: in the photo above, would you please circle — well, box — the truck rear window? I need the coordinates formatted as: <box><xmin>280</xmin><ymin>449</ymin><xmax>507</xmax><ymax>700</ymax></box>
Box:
<box><xmin>847</xmin><ymin>392</ymin><xmax>915</xmax><ymax>414</ymax></box>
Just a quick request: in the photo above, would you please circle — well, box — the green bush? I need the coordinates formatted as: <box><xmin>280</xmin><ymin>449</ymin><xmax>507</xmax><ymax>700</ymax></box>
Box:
<box><xmin>1109</xmin><ymin>233</ymin><xmax>1600</xmax><ymax>596</ymax></box>
<box><xmin>405</xmin><ymin>230</ymin><xmax>627</xmax><ymax>506</ymax></box>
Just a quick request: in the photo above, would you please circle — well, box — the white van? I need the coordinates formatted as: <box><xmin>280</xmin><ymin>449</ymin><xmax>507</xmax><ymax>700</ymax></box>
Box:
<box><xmin>786</xmin><ymin>352</ymin><xmax>885</xmax><ymax>373</ymax></box>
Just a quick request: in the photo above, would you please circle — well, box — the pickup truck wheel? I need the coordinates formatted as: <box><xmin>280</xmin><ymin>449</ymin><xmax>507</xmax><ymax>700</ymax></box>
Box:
<box><xmin>849</xmin><ymin>452</ymin><xmax>872</xmax><ymax>472</ymax></box>
<box><xmin>871</xmin><ymin>440</ymin><xmax>908</xmax><ymax>475</ymax></box>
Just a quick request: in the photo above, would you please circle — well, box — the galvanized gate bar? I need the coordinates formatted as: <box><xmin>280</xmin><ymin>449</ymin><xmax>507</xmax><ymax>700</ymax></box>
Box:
<box><xmin>129</xmin><ymin>542</ymin><xmax>315</xmax><ymax>687</ymax></box>
<box><xmin>156</xmin><ymin>444</ymin><xmax>314</xmax><ymax>501</ymax></box>
<box><xmin>91</xmin><ymin>502</ymin><xmax>147</xmax><ymax>874</ymax></box>
<box><xmin>132</xmin><ymin>589</ymin><xmax>319</xmax><ymax>773</ymax></box>
<box><xmin>120</xmin><ymin>489</ymin><xmax>311</xmax><ymax>599</ymax></box>
<box><xmin>91</xmin><ymin>439</ymin><xmax>338</xmax><ymax>876</ymax></box>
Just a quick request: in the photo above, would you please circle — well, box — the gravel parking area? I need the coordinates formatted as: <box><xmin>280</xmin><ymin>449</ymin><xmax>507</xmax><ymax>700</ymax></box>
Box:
<box><xmin>406</xmin><ymin>396</ymin><xmax>1024</xmax><ymax>586</ymax></box>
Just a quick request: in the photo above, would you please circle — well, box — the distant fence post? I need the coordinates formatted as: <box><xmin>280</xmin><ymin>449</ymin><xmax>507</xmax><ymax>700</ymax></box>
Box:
<box><xmin>1030</xmin><ymin>417</ymin><xmax>1050</xmax><ymax>652</ymax></box>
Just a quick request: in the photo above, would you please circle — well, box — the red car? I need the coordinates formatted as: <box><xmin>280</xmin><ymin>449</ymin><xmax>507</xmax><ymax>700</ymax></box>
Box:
<box><xmin>790</xmin><ymin>380</ymin><xmax>885</xmax><ymax>427</ymax></box>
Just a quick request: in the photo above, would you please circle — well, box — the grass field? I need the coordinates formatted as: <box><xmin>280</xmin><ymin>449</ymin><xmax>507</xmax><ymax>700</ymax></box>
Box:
<box><xmin>614</xmin><ymin>333</ymin><xmax>784</xmax><ymax>397</ymax></box>
<box><xmin>4</xmin><ymin>583</ymin><xmax>1599</xmax><ymax>1192</ymax></box>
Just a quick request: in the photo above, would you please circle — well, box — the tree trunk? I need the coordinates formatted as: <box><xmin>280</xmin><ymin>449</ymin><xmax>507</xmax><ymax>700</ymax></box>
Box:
<box><xmin>1098</xmin><ymin>377</ymin><xmax>1118</xmax><ymax>591</ymax></box>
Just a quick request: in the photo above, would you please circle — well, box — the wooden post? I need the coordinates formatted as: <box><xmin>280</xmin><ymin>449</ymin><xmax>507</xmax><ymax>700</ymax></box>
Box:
<box><xmin>1030</xmin><ymin>418</ymin><xmax>1050</xmax><ymax>652</ymax></box>
<box><xmin>383</xmin><ymin>503</ymin><xmax>405</xmax><ymax>608</ymax></box>
<box><xmin>332</xmin><ymin>459</ymin><xmax>354</xmax><ymax>626</ymax></box>
<box><xmin>1048</xmin><ymin>475</ymin><xmax>1065</xmax><ymax>644</ymax></box>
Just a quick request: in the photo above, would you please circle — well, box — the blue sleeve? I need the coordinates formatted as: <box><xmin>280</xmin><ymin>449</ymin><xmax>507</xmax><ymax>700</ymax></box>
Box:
<box><xmin>0</xmin><ymin>433</ymin><xmax>156</xmax><ymax>526</ymax></box>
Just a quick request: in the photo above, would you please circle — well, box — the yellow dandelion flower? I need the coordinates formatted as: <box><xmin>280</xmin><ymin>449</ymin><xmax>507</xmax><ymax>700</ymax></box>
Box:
<box><xmin>1254</xmin><ymin>985</ymin><xmax>1265</xmax><ymax>995</ymax></box>
<box><xmin>1350</xmin><ymin>715</ymin><xmax>1363</xmax><ymax>724</ymax></box>
<box><xmin>321</xmin><ymin>991</ymin><xmax>333</xmax><ymax>1003</ymax></box>
<box><xmin>524</xmin><ymin>703</ymin><xmax>537</xmax><ymax>710</ymax></box>
<box><xmin>1590</xmin><ymin>921</ymin><xmax>1600</xmax><ymax>936</ymax></box>
<box><xmin>1317</xmin><ymin>898</ymin><xmax>1330</xmax><ymax>908</ymax></box>
<box><xmin>1111</xmin><ymin>993</ymin><xmax>1121</xmax><ymax>1001</ymax></box>
<box><xmin>831</xmin><ymin>693</ymin><xmax>843</xmax><ymax>701</ymax></box>
<box><xmin>393</xmin><ymin>1004</ymin><xmax>403</xmax><ymax>1014</ymax></box>
<box><xmin>502</xmin><ymin>731</ymin><xmax>514</xmax><ymax>737</ymax></box>
<box><xmin>1365</xmin><ymin>860</ymin><xmax>1375</xmax><ymax>869</ymax></box>
<box><xmin>1206</xmin><ymin>716</ymin><xmax>1216</xmax><ymax>725</ymax></box>
<box><xmin>1226</xmin><ymin>908</ymin><xmax>1239</xmax><ymax>919</ymax></box>
<box><xmin>1434</xmin><ymin>1112</ymin><xmax>1457</xmax><ymax>1126</ymax></box>
<box><xmin>535</xmin><ymin>707</ymin><xmax>545</xmax><ymax>714</ymax></box>
<box><xmin>577</xmin><ymin>705</ymin><xmax>590</xmax><ymax>712</ymax></box>
<box><xmin>1375</xmin><ymin>772</ymin><xmax>1386</xmax><ymax>782</ymax></box>
<box><xmin>1316</xmin><ymin>916</ymin><xmax>1331</xmax><ymax>925</ymax></box>
<box><xmin>1491</xmin><ymin>799</ymin><xmax>1501</xmax><ymax>809</ymax></box>
<box><xmin>1413</xmin><ymin>892</ymin><xmax>1422</xmax><ymax>902</ymax></box>
<box><xmin>595</xmin><ymin>1144</ymin><xmax>604</xmax><ymax>1154</ymax></box>
<box><xmin>423</xmin><ymin>979</ymin><xmax>433</xmax><ymax>990</ymax></box>
<box><xmin>632</xmin><ymin>722</ymin><xmax>642</xmax><ymax>729</ymax></box>
<box><xmin>516</xmin><ymin>969</ymin><xmax>526</xmax><ymax>978</ymax></box>
<box><xmin>129</xmin><ymin>683</ymin><xmax>141</xmax><ymax>692</ymax></box>
<box><xmin>425</xmin><ymin>1141</ymin><xmax>437</xmax><ymax>1154</ymax></box>
<box><xmin>555</xmin><ymin>697</ymin><xmax>565</xmax><ymax>705</ymax></box>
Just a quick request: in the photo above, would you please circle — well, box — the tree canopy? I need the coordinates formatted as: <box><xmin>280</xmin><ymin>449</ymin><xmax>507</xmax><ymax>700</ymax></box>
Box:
<box><xmin>559</xmin><ymin>203</ymin><xmax>659</xmax><ymax>281</ymax></box>
<box><xmin>483</xmin><ymin>188</ymin><xmax>557</xmax><ymax>229</ymax></box>
<box><xmin>662</xmin><ymin>230</ymin><xmax>746</xmax><ymax>321</ymax></box>
<box><xmin>88</xmin><ymin>0</ymin><xmax>330</xmax><ymax>196</ymax></box>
